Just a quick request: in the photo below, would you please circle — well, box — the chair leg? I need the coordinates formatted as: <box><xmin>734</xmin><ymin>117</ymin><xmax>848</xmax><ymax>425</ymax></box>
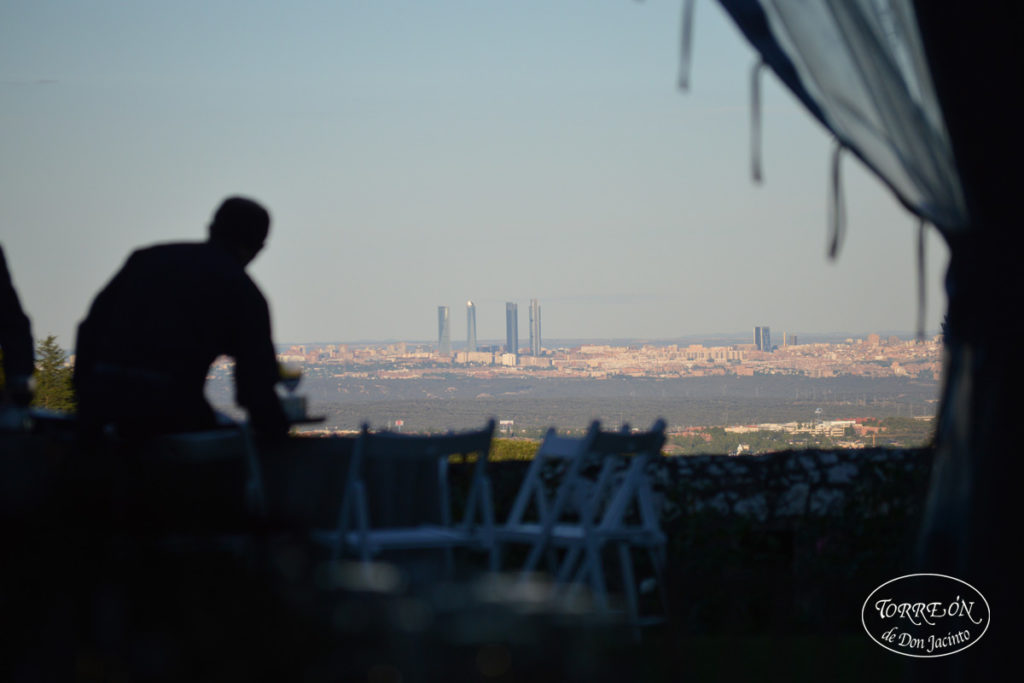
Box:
<box><xmin>617</xmin><ymin>542</ymin><xmax>640</xmax><ymax>630</ymax></box>
<box><xmin>240</xmin><ymin>424</ymin><xmax>267</xmax><ymax>517</ymax></box>
<box><xmin>544</xmin><ymin>545</ymin><xmax>560</xmax><ymax>577</ymax></box>
<box><xmin>481</xmin><ymin>479</ymin><xmax>500</xmax><ymax>572</ymax></box>
<box><xmin>519</xmin><ymin>539</ymin><xmax>548</xmax><ymax>581</ymax></box>
<box><xmin>355</xmin><ymin>484</ymin><xmax>371</xmax><ymax>563</ymax></box>
<box><xmin>556</xmin><ymin>546</ymin><xmax>581</xmax><ymax>584</ymax></box>
<box><xmin>574</xmin><ymin>542</ymin><xmax>608</xmax><ymax>612</ymax></box>
<box><xmin>555</xmin><ymin>545</ymin><xmax>603</xmax><ymax>611</ymax></box>
<box><xmin>649</xmin><ymin>545</ymin><xmax>670</xmax><ymax>619</ymax></box>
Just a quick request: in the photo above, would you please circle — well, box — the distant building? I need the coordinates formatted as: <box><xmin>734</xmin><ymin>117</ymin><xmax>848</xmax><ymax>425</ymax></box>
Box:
<box><xmin>455</xmin><ymin>350</ymin><xmax>494</xmax><ymax>365</ymax></box>
<box><xmin>438</xmin><ymin>305</ymin><xmax>451</xmax><ymax>356</ymax></box>
<box><xmin>505</xmin><ymin>302</ymin><xmax>518</xmax><ymax>356</ymax></box>
<box><xmin>754</xmin><ymin>326</ymin><xmax>772</xmax><ymax>352</ymax></box>
<box><xmin>466</xmin><ymin>300</ymin><xmax>477</xmax><ymax>352</ymax></box>
<box><xmin>529</xmin><ymin>298</ymin><xmax>541</xmax><ymax>356</ymax></box>
<box><xmin>519</xmin><ymin>354</ymin><xmax>552</xmax><ymax>368</ymax></box>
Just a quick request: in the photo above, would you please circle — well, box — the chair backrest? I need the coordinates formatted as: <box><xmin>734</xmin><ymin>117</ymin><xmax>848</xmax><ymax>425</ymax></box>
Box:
<box><xmin>584</xmin><ymin>419</ymin><xmax>667</xmax><ymax>535</ymax></box>
<box><xmin>135</xmin><ymin>424</ymin><xmax>266</xmax><ymax>532</ymax></box>
<box><xmin>358</xmin><ymin>419</ymin><xmax>496</xmax><ymax>530</ymax></box>
<box><xmin>332</xmin><ymin>420</ymin><xmax>497</xmax><ymax>552</ymax></box>
<box><xmin>502</xmin><ymin>421</ymin><xmax>602</xmax><ymax>532</ymax></box>
<box><xmin>505</xmin><ymin>419</ymin><xmax>666</xmax><ymax>535</ymax></box>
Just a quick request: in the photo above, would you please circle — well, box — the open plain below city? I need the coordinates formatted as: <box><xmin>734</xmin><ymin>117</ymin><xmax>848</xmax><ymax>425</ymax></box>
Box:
<box><xmin>209</xmin><ymin>369</ymin><xmax>939</xmax><ymax>435</ymax></box>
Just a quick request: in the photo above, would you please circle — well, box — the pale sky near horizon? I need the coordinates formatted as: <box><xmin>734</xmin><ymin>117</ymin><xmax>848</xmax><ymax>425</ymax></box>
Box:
<box><xmin>1</xmin><ymin>0</ymin><xmax>949</xmax><ymax>348</ymax></box>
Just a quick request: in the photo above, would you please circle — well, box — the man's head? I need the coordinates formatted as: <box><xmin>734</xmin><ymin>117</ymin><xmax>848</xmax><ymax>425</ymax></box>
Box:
<box><xmin>208</xmin><ymin>196</ymin><xmax>270</xmax><ymax>266</ymax></box>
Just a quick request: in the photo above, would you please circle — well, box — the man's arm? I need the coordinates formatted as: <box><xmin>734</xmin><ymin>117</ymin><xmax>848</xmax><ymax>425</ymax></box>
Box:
<box><xmin>232</xmin><ymin>281</ymin><xmax>289</xmax><ymax>438</ymax></box>
<box><xmin>0</xmin><ymin>246</ymin><xmax>34</xmax><ymax>405</ymax></box>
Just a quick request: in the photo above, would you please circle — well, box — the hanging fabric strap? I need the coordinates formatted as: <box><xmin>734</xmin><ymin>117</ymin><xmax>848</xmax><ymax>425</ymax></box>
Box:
<box><xmin>750</xmin><ymin>58</ymin><xmax>765</xmax><ymax>183</ymax></box>
<box><xmin>916</xmin><ymin>219</ymin><xmax>927</xmax><ymax>341</ymax></box>
<box><xmin>678</xmin><ymin>0</ymin><xmax>696</xmax><ymax>90</ymax></box>
<box><xmin>828</xmin><ymin>140</ymin><xmax>846</xmax><ymax>260</ymax></box>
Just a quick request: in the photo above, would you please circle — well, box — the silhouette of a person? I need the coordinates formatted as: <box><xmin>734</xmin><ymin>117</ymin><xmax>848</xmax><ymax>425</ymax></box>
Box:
<box><xmin>74</xmin><ymin>197</ymin><xmax>289</xmax><ymax>439</ymax></box>
<box><xmin>0</xmin><ymin>245</ymin><xmax>34</xmax><ymax>408</ymax></box>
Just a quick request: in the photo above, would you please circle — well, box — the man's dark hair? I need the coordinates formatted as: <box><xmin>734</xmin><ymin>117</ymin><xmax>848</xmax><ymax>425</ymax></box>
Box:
<box><xmin>208</xmin><ymin>196</ymin><xmax>270</xmax><ymax>250</ymax></box>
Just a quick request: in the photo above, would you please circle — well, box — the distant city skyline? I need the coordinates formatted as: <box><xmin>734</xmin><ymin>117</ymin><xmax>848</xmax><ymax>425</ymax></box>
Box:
<box><xmin>417</xmin><ymin>299</ymin><xmax>930</xmax><ymax>357</ymax></box>
<box><xmin>271</xmin><ymin>331</ymin><xmax>941</xmax><ymax>385</ymax></box>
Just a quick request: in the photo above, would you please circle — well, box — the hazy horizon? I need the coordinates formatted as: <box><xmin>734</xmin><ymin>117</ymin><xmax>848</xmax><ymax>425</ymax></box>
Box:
<box><xmin>3</xmin><ymin>1</ymin><xmax>950</xmax><ymax>347</ymax></box>
<box><xmin>277</xmin><ymin>328</ymin><xmax>937</xmax><ymax>349</ymax></box>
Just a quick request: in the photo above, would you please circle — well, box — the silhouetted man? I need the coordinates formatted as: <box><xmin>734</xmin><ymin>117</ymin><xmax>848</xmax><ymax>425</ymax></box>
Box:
<box><xmin>74</xmin><ymin>197</ymin><xmax>288</xmax><ymax>439</ymax></box>
<box><xmin>0</xmin><ymin>245</ymin><xmax>34</xmax><ymax>408</ymax></box>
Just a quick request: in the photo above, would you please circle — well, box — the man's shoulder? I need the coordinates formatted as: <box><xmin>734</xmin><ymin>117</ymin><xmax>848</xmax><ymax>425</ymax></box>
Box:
<box><xmin>125</xmin><ymin>241</ymin><xmax>264</xmax><ymax>302</ymax></box>
<box><xmin>129</xmin><ymin>241</ymin><xmax>248</xmax><ymax>274</ymax></box>
<box><xmin>131</xmin><ymin>241</ymin><xmax>213</xmax><ymax>260</ymax></box>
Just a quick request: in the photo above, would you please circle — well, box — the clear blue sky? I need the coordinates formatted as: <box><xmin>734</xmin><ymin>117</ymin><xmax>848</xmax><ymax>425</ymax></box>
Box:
<box><xmin>1</xmin><ymin>0</ymin><xmax>948</xmax><ymax>347</ymax></box>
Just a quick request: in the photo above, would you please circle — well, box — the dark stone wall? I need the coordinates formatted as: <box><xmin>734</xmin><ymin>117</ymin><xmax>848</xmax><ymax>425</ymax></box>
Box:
<box><xmin>480</xmin><ymin>448</ymin><xmax>934</xmax><ymax>635</ymax></box>
<box><xmin>482</xmin><ymin>447</ymin><xmax>933</xmax><ymax>526</ymax></box>
<box><xmin>653</xmin><ymin>448</ymin><xmax>933</xmax><ymax>521</ymax></box>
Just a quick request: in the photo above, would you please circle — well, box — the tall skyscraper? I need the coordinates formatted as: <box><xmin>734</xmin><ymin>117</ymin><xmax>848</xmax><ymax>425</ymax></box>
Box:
<box><xmin>505</xmin><ymin>302</ymin><xmax>518</xmax><ymax>356</ymax></box>
<box><xmin>438</xmin><ymin>305</ymin><xmax>451</xmax><ymax>356</ymax></box>
<box><xmin>529</xmin><ymin>298</ymin><xmax>541</xmax><ymax>356</ymax></box>
<box><xmin>754</xmin><ymin>326</ymin><xmax>772</xmax><ymax>352</ymax></box>
<box><xmin>466</xmin><ymin>300</ymin><xmax>477</xmax><ymax>352</ymax></box>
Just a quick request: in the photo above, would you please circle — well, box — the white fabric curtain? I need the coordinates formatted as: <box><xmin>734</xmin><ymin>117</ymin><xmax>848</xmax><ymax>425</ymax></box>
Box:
<box><xmin>745</xmin><ymin>0</ymin><xmax>968</xmax><ymax>233</ymax></box>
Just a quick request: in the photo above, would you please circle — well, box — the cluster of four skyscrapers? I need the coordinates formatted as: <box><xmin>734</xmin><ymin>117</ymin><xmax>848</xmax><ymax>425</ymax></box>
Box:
<box><xmin>438</xmin><ymin>300</ymin><xmax>541</xmax><ymax>357</ymax></box>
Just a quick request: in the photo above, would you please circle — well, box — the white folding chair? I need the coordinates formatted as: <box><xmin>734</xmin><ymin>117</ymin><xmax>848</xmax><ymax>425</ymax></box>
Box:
<box><xmin>491</xmin><ymin>421</ymin><xmax>601</xmax><ymax>577</ymax></box>
<box><xmin>555</xmin><ymin>419</ymin><xmax>668</xmax><ymax>627</ymax></box>
<box><xmin>494</xmin><ymin>419</ymin><xmax>668</xmax><ymax>627</ymax></box>
<box><xmin>311</xmin><ymin>420</ymin><xmax>497</xmax><ymax>575</ymax></box>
